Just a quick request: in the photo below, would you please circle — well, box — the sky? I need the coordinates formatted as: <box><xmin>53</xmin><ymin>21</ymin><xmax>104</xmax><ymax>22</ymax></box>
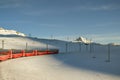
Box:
<box><xmin>0</xmin><ymin>0</ymin><xmax>120</xmax><ymax>44</ymax></box>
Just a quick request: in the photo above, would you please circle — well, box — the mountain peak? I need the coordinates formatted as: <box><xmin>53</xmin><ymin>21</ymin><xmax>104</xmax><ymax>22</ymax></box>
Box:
<box><xmin>0</xmin><ymin>27</ymin><xmax>26</xmax><ymax>36</ymax></box>
<box><xmin>75</xmin><ymin>36</ymin><xmax>92</xmax><ymax>44</ymax></box>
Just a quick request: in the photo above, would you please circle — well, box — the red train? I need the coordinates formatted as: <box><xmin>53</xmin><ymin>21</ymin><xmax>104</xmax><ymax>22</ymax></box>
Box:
<box><xmin>0</xmin><ymin>49</ymin><xmax>59</xmax><ymax>61</ymax></box>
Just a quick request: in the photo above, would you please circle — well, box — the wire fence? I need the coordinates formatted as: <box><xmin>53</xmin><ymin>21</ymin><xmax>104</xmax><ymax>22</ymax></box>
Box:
<box><xmin>62</xmin><ymin>42</ymin><xmax>120</xmax><ymax>62</ymax></box>
<box><xmin>0</xmin><ymin>40</ymin><xmax>120</xmax><ymax>62</ymax></box>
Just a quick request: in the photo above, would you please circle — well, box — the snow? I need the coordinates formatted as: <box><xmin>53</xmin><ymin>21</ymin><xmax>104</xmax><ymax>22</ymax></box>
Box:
<box><xmin>0</xmin><ymin>36</ymin><xmax>57</xmax><ymax>50</ymax></box>
<box><xmin>0</xmin><ymin>28</ymin><xmax>120</xmax><ymax>80</ymax></box>
<box><xmin>0</xmin><ymin>27</ymin><xmax>26</xmax><ymax>36</ymax></box>
<box><xmin>75</xmin><ymin>36</ymin><xmax>92</xmax><ymax>44</ymax></box>
<box><xmin>0</xmin><ymin>50</ymin><xmax>120</xmax><ymax>80</ymax></box>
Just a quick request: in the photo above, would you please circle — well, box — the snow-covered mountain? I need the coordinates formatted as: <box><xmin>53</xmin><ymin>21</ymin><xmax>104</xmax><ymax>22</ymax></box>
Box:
<box><xmin>0</xmin><ymin>27</ymin><xmax>26</xmax><ymax>36</ymax></box>
<box><xmin>75</xmin><ymin>36</ymin><xmax>92</xmax><ymax>44</ymax></box>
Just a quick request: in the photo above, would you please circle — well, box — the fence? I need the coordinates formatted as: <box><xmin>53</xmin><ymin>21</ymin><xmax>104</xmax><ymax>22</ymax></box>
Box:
<box><xmin>63</xmin><ymin>42</ymin><xmax>120</xmax><ymax>62</ymax></box>
<box><xmin>0</xmin><ymin>40</ymin><xmax>120</xmax><ymax>62</ymax></box>
<box><xmin>0</xmin><ymin>49</ymin><xmax>59</xmax><ymax>61</ymax></box>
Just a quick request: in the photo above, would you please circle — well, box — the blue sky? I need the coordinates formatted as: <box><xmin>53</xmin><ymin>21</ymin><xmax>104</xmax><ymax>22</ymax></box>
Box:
<box><xmin>0</xmin><ymin>0</ymin><xmax>120</xmax><ymax>44</ymax></box>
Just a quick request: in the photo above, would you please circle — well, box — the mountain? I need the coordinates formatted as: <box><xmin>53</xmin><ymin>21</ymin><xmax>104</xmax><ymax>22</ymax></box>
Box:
<box><xmin>75</xmin><ymin>36</ymin><xmax>92</xmax><ymax>44</ymax></box>
<box><xmin>0</xmin><ymin>27</ymin><xmax>26</xmax><ymax>36</ymax></box>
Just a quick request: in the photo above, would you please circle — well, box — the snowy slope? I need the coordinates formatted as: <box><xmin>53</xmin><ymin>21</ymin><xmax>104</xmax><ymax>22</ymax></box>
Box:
<box><xmin>0</xmin><ymin>35</ymin><xmax>60</xmax><ymax>50</ymax></box>
<box><xmin>0</xmin><ymin>28</ymin><xmax>120</xmax><ymax>80</ymax></box>
<box><xmin>0</xmin><ymin>27</ymin><xmax>68</xmax><ymax>51</ymax></box>
<box><xmin>0</xmin><ymin>47</ymin><xmax>120</xmax><ymax>80</ymax></box>
<box><xmin>0</xmin><ymin>34</ymin><xmax>85</xmax><ymax>52</ymax></box>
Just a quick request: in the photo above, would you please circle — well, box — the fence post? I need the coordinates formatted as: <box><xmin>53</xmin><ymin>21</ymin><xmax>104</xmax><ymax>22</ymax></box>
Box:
<box><xmin>90</xmin><ymin>43</ymin><xmax>94</xmax><ymax>53</ymax></box>
<box><xmin>79</xmin><ymin>42</ymin><xmax>81</xmax><ymax>52</ymax></box>
<box><xmin>22</xmin><ymin>50</ymin><xmax>25</xmax><ymax>57</ymax></box>
<box><xmin>85</xmin><ymin>43</ymin><xmax>88</xmax><ymax>51</ymax></box>
<box><xmin>66</xmin><ymin>43</ymin><xmax>68</xmax><ymax>53</ymax></box>
<box><xmin>26</xmin><ymin>42</ymin><xmax>28</xmax><ymax>50</ymax></box>
<box><xmin>92</xmin><ymin>44</ymin><xmax>96</xmax><ymax>58</ymax></box>
<box><xmin>46</xmin><ymin>44</ymin><xmax>48</xmax><ymax>50</ymax></box>
<box><xmin>106</xmin><ymin>44</ymin><xmax>111</xmax><ymax>62</ymax></box>
<box><xmin>34</xmin><ymin>50</ymin><xmax>37</xmax><ymax>56</ymax></box>
<box><xmin>9</xmin><ymin>50</ymin><xmax>12</xmax><ymax>59</ymax></box>
<box><xmin>46</xmin><ymin>44</ymin><xmax>49</xmax><ymax>54</ymax></box>
<box><xmin>2</xmin><ymin>40</ymin><xmax>4</xmax><ymax>49</ymax></box>
<box><xmin>90</xmin><ymin>43</ymin><xmax>92</xmax><ymax>53</ymax></box>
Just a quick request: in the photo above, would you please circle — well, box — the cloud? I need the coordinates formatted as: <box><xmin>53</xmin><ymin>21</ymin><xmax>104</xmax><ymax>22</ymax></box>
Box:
<box><xmin>21</xmin><ymin>8</ymin><xmax>69</xmax><ymax>16</ymax></box>
<box><xmin>0</xmin><ymin>0</ymin><xmax>25</xmax><ymax>8</ymax></box>
<box><xmin>39</xmin><ymin>23</ymin><xmax>65</xmax><ymax>28</ymax></box>
<box><xmin>21</xmin><ymin>10</ymin><xmax>49</xmax><ymax>16</ymax></box>
<box><xmin>84</xmin><ymin>33</ymin><xmax>120</xmax><ymax>44</ymax></box>
<box><xmin>74</xmin><ymin>4</ymin><xmax>120</xmax><ymax>11</ymax></box>
<box><xmin>0</xmin><ymin>4</ymin><xmax>20</xmax><ymax>8</ymax></box>
<box><xmin>22</xmin><ymin>4</ymin><xmax>120</xmax><ymax>16</ymax></box>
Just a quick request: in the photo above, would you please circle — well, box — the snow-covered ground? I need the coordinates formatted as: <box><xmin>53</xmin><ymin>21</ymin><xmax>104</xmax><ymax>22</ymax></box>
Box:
<box><xmin>0</xmin><ymin>35</ymin><xmax>58</xmax><ymax>50</ymax></box>
<box><xmin>0</xmin><ymin>29</ymin><xmax>120</xmax><ymax>80</ymax></box>
<box><xmin>0</xmin><ymin>49</ymin><xmax>120</xmax><ymax>80</ymax></box>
